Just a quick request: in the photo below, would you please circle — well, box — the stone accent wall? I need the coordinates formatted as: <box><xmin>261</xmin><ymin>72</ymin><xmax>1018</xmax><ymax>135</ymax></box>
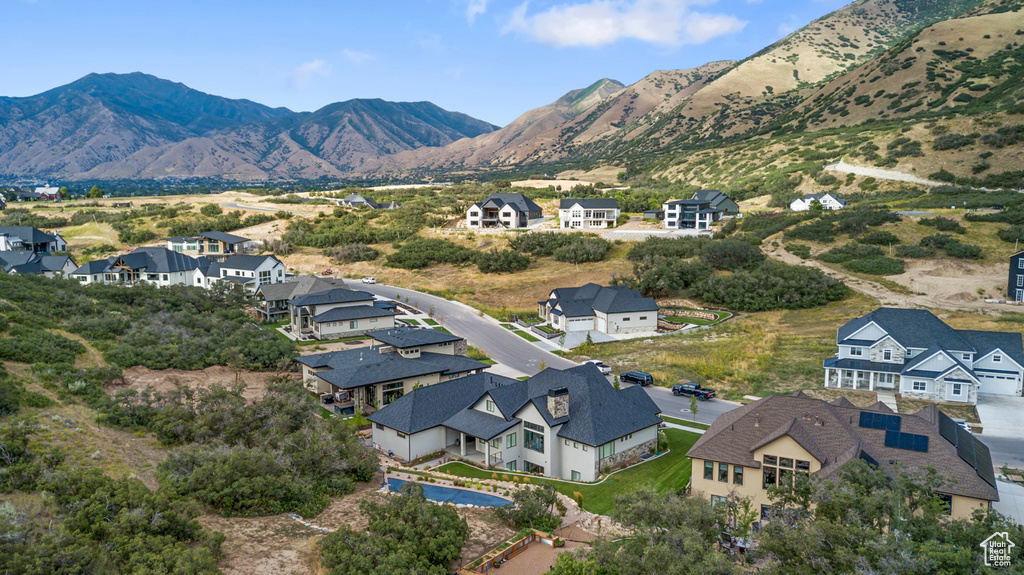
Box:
<box><xmin>454</xmin><ymin>340</ymin><xmax>468</xmax><ymax>356</ymax></box>
<box><xmin>868</xmin><ymin>340</ymin><xmax>905</xmax><ymax>363</ymax></box>
<box><xmin>595</xmin><ymin>439</ymin><xmax>657</xmax><ymax>476</ymax></box>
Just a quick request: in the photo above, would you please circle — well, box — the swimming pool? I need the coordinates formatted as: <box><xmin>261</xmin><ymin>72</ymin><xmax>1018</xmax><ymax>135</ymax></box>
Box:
<box><xmin>387</xmin><ymin>478</ymin><xmax>511</xmax><ymax>508</ymax></box>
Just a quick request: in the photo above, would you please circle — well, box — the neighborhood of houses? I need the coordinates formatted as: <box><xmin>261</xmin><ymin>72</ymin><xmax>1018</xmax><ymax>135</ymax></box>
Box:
<box><xmin>0</xmin><ymin>186</ymin><xmax>1020</xmax><ymax>533</ymax></box>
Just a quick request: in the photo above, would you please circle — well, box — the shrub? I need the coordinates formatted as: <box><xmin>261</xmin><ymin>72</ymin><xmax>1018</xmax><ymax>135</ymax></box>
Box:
<box><xmin>626</xmin><ymin>236</ymin><xmax>708</xmax><ymax>261</ymax></box>
<box><xmin>385</xmin><ymin>238</ymin><xmax>475</xmax><ymax>269</ymax></box>
<box><xmin>512</xmin><ymin>232</ymin><xmax>611</xmax><ymax>263</ymax></box>
<box><xmin>919</xmin><ymin>216</ymin><xmax>965</xmax><ymax>233</ymax></box>
<box><xmin>842</xmin><ymin>256</ymin><xmax>905</xmax><ymax>275</ymax></box>
<box><xmin>932</xmin><ymin>133</ymin><xmax>976</xmax><ymax>151</ymax></box>
<box><xmin>475</xmin><ymin>249</ymin><xmax>531</xmax><ymax>273</ymax></box>
<box><xmin>692</xmin><ymin>261</ymin><xmax>848</xmax><ymax>311</ymax></box>
<box><xmin>697</xmin><ymin>239</ymin><xmax>765</xmax><ymax>271</ymax></box>
<box><xmin>785</xmin><ymin>243</ymin><xmax>812</xmax><ymax>259</ymax></box>
<box><xmin>784</xmin><ymin>219</ymin><xmax>838</xmax><ymax>243</ymax></box>
<box><xmin>858</xmin><ymin>231</ymin><xmax>901</xmax><ymax>245</ymax></box>
<box><xmin>920</xmin><ymin>234</ymin><xmax>983</xmax><ymax>259</ymax></box>
<box><xmin>997</xmin><ymin>224</ymin><xmax>1024</xmax><ymax>243</ymax></box>
<box><xmin>199</xmin><ymin>204</ymin><xmax>223</xmax><ymax>217</ymax></box>
<box><xmin>895</xmin><ymin>245</ymin><xmax>937</xmax><ymax>258</ymax></box>
<box><xmin>328</xmin><ymin>243</ymin><xmax>380</xmax><ymax>263</ymax></box>
<box><xmin>818</xmin><ymin>244</ymin><xmax>883</xmax><ymax>263</ymax></box>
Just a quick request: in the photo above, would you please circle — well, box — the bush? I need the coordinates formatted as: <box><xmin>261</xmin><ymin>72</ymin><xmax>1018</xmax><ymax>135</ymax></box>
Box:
<box><xmin>998</xmin><ymin>224</ymin><xmax>1024</xmax><ymax>243</ymax></box>
<box><xmin>512</xmin><ymin>232</ymin><xmax>611</xmax><ymax>263</ymax></box>
<box><xmin>932</xmin><ymin>133</ymin><xmax>976</xmax><ymax>151</ymax></box>
<box><xmin>842</xmin><ymin>256</ymin><xmax>905</xmax><ymax>275</ymax></box>
<box><xmin>818</xmin><ymin>244</ymin><xmax>883</xmax><ymax>263</ymax></box>
<box><xmin>328</xmin><ymin>243</ymin><xmax>380</xmax><ymax>263</ymax></box>
<box><xmin>920</xmin><ymin>234</ymin><xmax>982</xmax><ymax>259</ymax></box>
<box><xmin>476</xmin><ymin>249</ymin><xmax>531</xmax><ymax>273</ymax></box>
<box><xmin>785</xmin><ymin>243</ymin><xmax>812</xmax><ymax>259</ymax></box>
<box><xmin>692</xmin><ymin>261</ymin><xmax>848</xmax><ymax>311</ymax></box>
<box><xmin>698</xmin><ymin>239</ymin><xmax>765</xmax><ymax>271</ymax></box>
<box><xmin>919</xmin><ymin>216</ymin><xmax>965</xmax><ymax>233</ymax></box>
<box><xmin>199</xmin><ymin>204</ymin><xmax>223</xmax><ymax>217</ymax></box>
<box><xmin>895</xmin><ymin>245</ymin><xmax>937</xmax><ymax>258</ymax></box>
<box><xmin>626</xmin><ymin>236</ymin><xmax>708</xmax><ymax>261</ymax></box>
<box><xmin>740</xmin><ymin>213</ymin><xmax>816</xmax><ymax>240</ymax></box>
<box><xmin>385</xmin><ymin>238</ymin><xmax>475</xmax><ymax>269</ymax></box>
<box><xmin>784</xmin><ymin>219</ymin><xmax>838</xmax><ymax>243</ymax></box>
<box><xmin>858</xmin><ymin>231</ymin><xmax>901</xmax><ymax>245</ymax></box>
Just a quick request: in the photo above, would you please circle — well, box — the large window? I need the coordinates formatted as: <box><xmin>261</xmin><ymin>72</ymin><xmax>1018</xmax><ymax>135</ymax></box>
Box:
<box><xmin>506</xmin><ymin>432</ymin><xmax>517</xmax><ymax>449</ymax></box>
<box><xmin>259</xmin><ymin>270</ymin><xmax>270</xmax><ymax>284</ymax></box>
<box><xmin>718</xmin><ymin>462</ymin><xmax>729</xmax><ymax>483</ymax></box>
<box><xmin>762</xmin><ymin>466</ymin><xmax>777</xmax><ymax>489</ymax></box>
<box><xmin>524</xmin><ymin>422</ymin><xmax>545</xmax><ymax>453</ymax></box>
<box><xmin>598</xmin><ymin>442</ymin><xmax>615</xmax><ymax>459</ymax></box>
<box><xmin>850</xmin><ymin>347</ymin><xmax>863</xmax><ymax>357</ymax></box>
<box><xmin>704</xmin><ymin>461</ymin><xmax>714</xmax><ymax>481</ymax></box>
<box><xmin>733</xmin><ymin>466</ymin><xmax>744</xmax><ymax>486</ymax></box>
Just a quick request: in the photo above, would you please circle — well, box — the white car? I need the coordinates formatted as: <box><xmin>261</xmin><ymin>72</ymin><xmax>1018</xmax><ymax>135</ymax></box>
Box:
<box><xmin>361</xmin><ymin>277</ymin><xmax>376</xmax><ymax>284</ymax></box>
<box><xmin>584</xmin><ymin>359</ymin><xmax>612</xmax><ymax>375</ymax></box>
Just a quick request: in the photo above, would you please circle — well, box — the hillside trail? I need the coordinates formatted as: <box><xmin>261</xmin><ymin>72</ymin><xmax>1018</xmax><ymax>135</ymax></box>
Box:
<box><xmin>825</xmin><ymin>159</ymin><xmax>1024</xmax><ymax>193</ymax></box>
<box><xmin>764</xmin><ymin>242</ymin><xmax>995</xmax><ymax>313</ymax></box>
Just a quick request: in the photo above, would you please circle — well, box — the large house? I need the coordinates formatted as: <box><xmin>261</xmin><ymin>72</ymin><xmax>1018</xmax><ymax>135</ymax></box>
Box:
<box><xmin>193</xmin><ymin>254</ymin><xmax>286</xmax><ymax>293</ymax></box>
<box><xmin>688</xmin><ymin>393</ymin><xmax>998</xmax><ymax>521</ymax></box>
<box><xmin>538</xmin><ymin>283</ymin><xmax>659</xmax><ymax>335</ymax></box>
<box><xmin>790</xmin><ymin>193</ymin><xmax>847</xmax><ymax>212</ymax></box>
<box><xmin>255</xmin><ymin>275</ymin><xmax>350</xmax><ymax>321</ymax></box>
<box><xmin>296</xmin><ymin>327</ymin><xmax>486</xmax><ymax>412</ymax></box>
<box><xmin>337</xmin><ymin>193</ymin><xmax>400</xmax><ymax>210</ymax></box>
<box><xmin>167</xmin><ymin>231</ymin><xmax>251</xmax><ymax>261</ymax></box>
<box><xmin>823</xmin><ymin>308</ymin><xmax>1024</xmax><ymax>403</ymax></box>
<box><xmin>558</xmin><ymin>199</ymin><xmax>619</xmax><ymax>229</ymax></box>
<box><xmin>70</xmin><ymin>247</ymin><xmax>202</xmax><ymax>287</ymax></box>
<box><xmin>0</xmin><ymin>251</ymin><xmax>76</xmax><ymax>277</ymax></box>
<box><xmin>691</xmin><ymin>190</ymin><xmax>739</xmax><ymax>215</ymax></box>
<box><xmin>369</xmin><ymin>364</ymin><xmax>662</xmax><ymax>481</ymax></box>
<box><xmin>289</xmin><ymin>288</ymin><xmax>397</xmax><ymax>340</ymax></box>
<box><xmin>1008</xmin><ymin>250</ymin><xmax>1024</xmax><ymax>303</ymax></box>
<box><xmin>0</xmin><ymin>226</ymin><xmax>67</xmax><ymax>253</ymax></box>
<box><xmin>662</xmin><ymin>199</ymin><xmax>722</xmax><ymax>232</ymax></box>
<box><xmin>466</xmin><ymin>193</ymin><xmax>543</xmax><ymax>229</ymax></box>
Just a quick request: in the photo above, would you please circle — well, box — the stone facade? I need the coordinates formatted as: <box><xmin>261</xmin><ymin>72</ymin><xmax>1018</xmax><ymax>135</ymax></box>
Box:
<box><xmin>547</xmin><ymin>391</ymin><xmax>569</xmax><ymax>419</ymax></box>
<box><xmin>596</xmin><ymin>439</ymin><xmax>657</xmax><ymax>476</ymax></box>
<box><xmin>454</xmin><ymin>339</ymin><xmax>468</xmax><ymax>356</ymax></box>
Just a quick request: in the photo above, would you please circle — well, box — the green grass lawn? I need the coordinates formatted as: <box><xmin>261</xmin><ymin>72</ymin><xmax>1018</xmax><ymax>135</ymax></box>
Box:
<box><xmin>508</xmin><ymin>328</ymin><xmax>540</xmax><ymax>342</ymax></box>
<box><xmin>661</xmin><ymin>415</ymin><xmax>711</xmax><ymax>430</ymax></box>
<box><xmin>404</xmin><ymin>318</ymin><xmax>421</xmax><ymax>326</ymax></box>
<box><xmin>434</xmin><ymin>428</ymin><xmax>700</xmax><ymax>515</ymax></box>
<box><xmin>433</xmin><ymin>327</ymin><xmax>453</xmax><ymax>334</ymax></box>
<box><xmin>423</xmin><ymin>318</ymin><xmax>439</xmax><ymax>326</ymax></box>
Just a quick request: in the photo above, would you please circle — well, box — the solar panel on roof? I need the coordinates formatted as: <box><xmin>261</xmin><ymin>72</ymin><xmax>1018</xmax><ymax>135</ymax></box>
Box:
<box><xmin>859</xmin><ymin>450</ymin><xmax>879</xmax><ymax>468</ymax></box>
<box><xmin>884</xmin><ymin>430</ymin><xmax>929</xmax><ymax>452</ymax></box>
<box><xmin>859</xmin><ymin>411</ymin><xmax>902</xmax><ymax>431</ymax></box>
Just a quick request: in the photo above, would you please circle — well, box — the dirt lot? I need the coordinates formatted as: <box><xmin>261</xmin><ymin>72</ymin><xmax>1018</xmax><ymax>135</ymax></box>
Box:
<box><xmin>117</xmin><ymin>365</ymin><xmax>293</xmax><ymax>403</ymax></box>
<box><xmin>200</xmin><ymin>476</ymin><xmax>514</xmax><ymax>575</ymax></box>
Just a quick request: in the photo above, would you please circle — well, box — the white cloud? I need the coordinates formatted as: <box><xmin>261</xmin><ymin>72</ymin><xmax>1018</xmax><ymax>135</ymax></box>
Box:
<box><xmin>341</xmin><ymin>49</ymin><xmax>376</xmax><ymax>66</ymax></box>
<box><xmin>466</xmin><ymin>0</ymin><xmax>489</xmax><ymax>23</ymax></box>
<box><xmin>503</xmin><ymin>0</ymin><xmax>746</xmax><ymax>48</ymax></box>
<box><xmin>292</xmin><ymin>59</ymin><xmax>329</xmax><ymax>90</ymax></box>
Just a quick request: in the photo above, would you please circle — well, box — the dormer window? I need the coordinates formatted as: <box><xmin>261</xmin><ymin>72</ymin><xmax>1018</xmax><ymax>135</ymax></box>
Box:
<box><xmin>850</xmin><ymin>347</ymin><xmax>863</xmax><ymax>357</ymax></box>
<box><xmin>962</xmin><ymin>353</ymin><xmax>970</xmax><ymax>361</ymax></box>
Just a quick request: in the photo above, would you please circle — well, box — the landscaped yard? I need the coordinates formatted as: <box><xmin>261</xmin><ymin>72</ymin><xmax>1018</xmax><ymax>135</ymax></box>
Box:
<box><xmin>661</xmin><ymin>415</ymin><xmax>710</xmax><ymax>430</ymax></box>
<box><xmin>423</xmin><ymin>318</ymin><xmax>439</xmax><ymax>326</ymax></box>
<box><xmin>433</xmin><ymin>428</ymin><xmax>700</xmax><ymax>515</ymax></box>
<box><xmin>504</xmin><ymin>324</ymin><xmax>541</xmax><ymax>342</ymax></box>
<box><xmin>661</xmin><ymin>309</ymin><xmax>732</xmax><ymax>326</ymax></box>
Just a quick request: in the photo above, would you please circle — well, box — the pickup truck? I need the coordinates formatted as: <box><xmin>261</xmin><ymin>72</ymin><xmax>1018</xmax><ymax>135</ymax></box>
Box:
<box><xmin>672</xmin><ymin>382</ymin><xmax>716</xmax><ymax>401</ymax></box>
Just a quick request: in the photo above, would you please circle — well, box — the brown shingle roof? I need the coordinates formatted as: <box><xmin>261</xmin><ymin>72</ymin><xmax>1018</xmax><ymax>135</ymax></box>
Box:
<box><xmin>687</xmin><ymin>395</ymin><xmax>998</xmax><ymax>502</ymax></box>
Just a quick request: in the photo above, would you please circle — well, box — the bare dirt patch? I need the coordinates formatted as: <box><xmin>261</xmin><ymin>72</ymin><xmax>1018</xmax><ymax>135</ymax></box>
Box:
<box><xmin>117</xmin><ymin>366</ymin><xmax>293</xmax><ymax>403</ymax></box>
<box><xmin>801</xmin><ymin>387</ymin><xmax>879</xmax><ymax>407</ymax></box>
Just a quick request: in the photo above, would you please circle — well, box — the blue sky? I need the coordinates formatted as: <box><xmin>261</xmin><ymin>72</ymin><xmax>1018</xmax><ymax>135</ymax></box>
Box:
<box><xmin>4</xmin><ymin>0</ymin><xmax>847</xmax><ymax>126</ymax></box>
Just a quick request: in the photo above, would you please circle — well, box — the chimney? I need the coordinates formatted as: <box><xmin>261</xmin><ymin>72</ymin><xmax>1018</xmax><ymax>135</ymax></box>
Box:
<box><xmin>754</xmin><ymin>413</ymin><xmax>761</xmax><ymax>427</ymax></box>
<box><xmin>547</xmin><ymin>387</ymin><xmax>569</xmax><ymax>419</ymax></box>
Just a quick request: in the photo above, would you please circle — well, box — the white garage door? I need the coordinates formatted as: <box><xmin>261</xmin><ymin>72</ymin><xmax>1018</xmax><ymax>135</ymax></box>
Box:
<box><xmin>978</xmin><ymin>375</ymin><xmax>1020</xmax><ymax>396</ymax></box>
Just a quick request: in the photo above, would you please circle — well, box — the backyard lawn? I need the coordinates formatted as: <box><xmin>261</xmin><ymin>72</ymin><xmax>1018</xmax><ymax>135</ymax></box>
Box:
<box><xmin>433</xmin><ymin>428</ymin><xmax>700</xmax><ymax>515</ymax></box>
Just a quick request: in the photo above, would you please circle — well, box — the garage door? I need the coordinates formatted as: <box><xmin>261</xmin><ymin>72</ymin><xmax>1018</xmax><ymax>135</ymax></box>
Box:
<box><xmin>978</xmin><ymin>375</ymin><xmax>1020</xmax><ymax>396</ymax></box>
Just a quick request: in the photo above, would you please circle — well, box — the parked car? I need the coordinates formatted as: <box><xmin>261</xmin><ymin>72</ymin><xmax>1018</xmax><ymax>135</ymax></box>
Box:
<box><xmin>362</xmin><ymin>276</ymin><xmax>376</xmax><ymax>284</ymax></box>
<box><xmin>620</xmin><ymin>371</ymin><xmax>654</xmax><ymax>386</ymax></box>
<box><xmin>672</xmin><ymin>382</ymin><xmax>716</xmax><ymax>401</ymax></box>
<box><xmin>584</xmin><ymin>359</ymin><xmax>612</xmax><ymax>375</ymax></box>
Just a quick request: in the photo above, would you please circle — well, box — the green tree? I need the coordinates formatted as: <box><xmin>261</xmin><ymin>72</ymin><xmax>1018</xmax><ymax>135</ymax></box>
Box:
<box><xmin>58</xmin><ymin>186</ymin><xmax>68</xmax><ymax>200</ymax></box>
<box><xmin>494</xmin><ymin>486</ymin><xmax>561</xmax><ymax>531</ymax></box>
<box><xmin>87</xmin><ymin>185</ymin><xmax>103</xmax><ymax>198</ymax></box>
<box><xmin>199</xmin><ymin>203</ymin><xmax>223</xmax><ymax>217</ymax></box>
<box><xmin>689</xmin><ymin>394</ymin><xmax>698</xmax><ymax>423</ymax></box>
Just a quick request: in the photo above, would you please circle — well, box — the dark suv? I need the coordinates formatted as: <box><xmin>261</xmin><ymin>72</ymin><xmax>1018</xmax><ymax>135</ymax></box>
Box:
<box><xmin>672</xmin><ymin>382</ymin><xmax>716</xmax><ymax>401</ymax></box>
<box><xmin>619</xmin><ymin>371</ymin><xmax>654</xmax><ymax>386</ymax></box>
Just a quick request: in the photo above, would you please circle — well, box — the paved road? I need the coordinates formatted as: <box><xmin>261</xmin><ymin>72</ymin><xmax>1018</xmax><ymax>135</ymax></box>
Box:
<box><xmin>351</xmin><ymin>281</ymin><xmax>740</xmax><ymax>425</ymax></box>
<box><xmin>352</xmin><ymin>281</ymin><xmax>576</xmax><ymax>375</ymax></box>
<box><xmin>221</xmin><ymin>202</ymin><xmax>307</xmax><ymax>215</ymax></box>
<box><xmin>978</xmin><ymin>436</ymin><xmax>1024</xmax><ymax>469</ymax></box>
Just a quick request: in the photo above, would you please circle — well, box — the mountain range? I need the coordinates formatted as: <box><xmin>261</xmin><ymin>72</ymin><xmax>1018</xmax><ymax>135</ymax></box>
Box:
<box><xmin>2</xmin><ymin>0</ymin><xmax>1020</xmax><ymax>182</ymax></box>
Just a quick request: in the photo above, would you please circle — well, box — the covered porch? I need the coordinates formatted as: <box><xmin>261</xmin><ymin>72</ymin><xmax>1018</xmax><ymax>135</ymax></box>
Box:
<box><xmin>824</xmin><ymin>358</ymin><xmax>901</xmax><ymax>391</ymax></box>
<box><xmin>441</xmin><ymin>411</ymin><xmax>517</xmax><ymax>468</ymax></box>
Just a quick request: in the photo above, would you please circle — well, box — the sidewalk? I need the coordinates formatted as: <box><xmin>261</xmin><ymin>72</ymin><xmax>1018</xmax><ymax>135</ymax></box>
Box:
<box><xmin>662</xmin><ymin>421</ymin><xmax>706</xmax><ymax>435</ymax></box>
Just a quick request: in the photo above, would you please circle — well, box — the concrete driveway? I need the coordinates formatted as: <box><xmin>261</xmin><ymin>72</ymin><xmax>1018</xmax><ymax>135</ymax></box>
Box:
<box><xmin>976</xmin><ymin>395</ymin><xmax>1024</xmax><ymax>439</ymax></box>
<box><xmin>994</xmin><ymin>480</ymin><xmax>1024</xmax><ymax>526</ymax></box>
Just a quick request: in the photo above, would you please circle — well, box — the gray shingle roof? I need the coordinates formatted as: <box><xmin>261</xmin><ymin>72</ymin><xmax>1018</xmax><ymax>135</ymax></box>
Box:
<box><xmin>559</xmin><ymin>198</ymin><xmax>618</xmax><ymax>210</ymax></box>
<box><xmin>198</xmin><ymin>231</ymin><xmax>250</xmax><ymax>244</ymax></box>
<box><xmin>838</xmin><ymin>308</ymin><xmax>976</xmax><ymax>352</ymax></box>
<box><xmin>0</xmin><ymin>226</ymin><xmax>58</xmax><ymax>244</ymax></box>
<box><xmin>312</xmin><ymin>306</ymin><xmax>398</xmax><ymax>323</ymax></box>
<box><xmin>218</xmin><ymin>254</ymin><xmax>282</xmax><ymax>272</ymax></box>
<box><xmin>687</xmin><ymin>394</ymin><xmax>998</xmax><ymax>502</ymax></box>
<box><xmin>290</xmin><ymin>288</ymin><xmax>374</xmax><ymax>306</ymax></box>
<box><xmin>367</xmin><ymin>327</ymin><xmax>463</xmax><ymax>349</ymax></box>
<box><xmin>442</xmin><ymin>409</ymin><xmax>520</xmax><ymax>440</ymax></box>
<box><xmin>475</xmin><ymin>193</ymin><xmax>542</xmax><ymax>214</ymax></box>
<box><xmin>111</xmin><ymin>248</ymin><xmax>201</xmax><ymax>273</ymax></box>
<box><xmin>958</xmin><ymin>329</ymin><xmax>1024</xmax><ymax>367</ymax></box>
<box><xmin>547</xmin><ymin>283</ymin><xmax>658</xmax><ymax>317</ymax></box>
<box><xmin>369</xmin><ymin>364</ymin><xmax>662</xmax><ymax>447</ymax></box>
<box><xmin>72</xmin><ymin>259</ymin><xmax>112</xmax><ymax>275</ymax></box>
<box><xmin>256</xmin><ymin>275</ymin><xmax>349</xmax><ymax>302</ymax></box>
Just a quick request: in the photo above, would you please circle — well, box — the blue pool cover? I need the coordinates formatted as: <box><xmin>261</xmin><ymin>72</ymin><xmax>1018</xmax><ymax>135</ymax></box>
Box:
<box><xmin>387</xmin><ymin>478</ymin><xmax>511</xmax><ymax>507</ymax></box>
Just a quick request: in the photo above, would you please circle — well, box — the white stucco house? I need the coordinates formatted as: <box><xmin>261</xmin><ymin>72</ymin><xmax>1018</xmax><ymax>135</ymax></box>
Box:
<box><xmin>558</xmin><ymin>198</ymin><xmax>619</xmax><ymax>229</ymax></box>
<box><xmin>288</xmin><ymin>288</ymin><xmax>398</xmax><ymax>340</ymax></box>
<box><xmin>824</xmin><ymin>308</ymin><xmax>1024</xmax><ymax>404</ymax></box>
<box><xmin>69</xmin><ymin>247</ymin><xmax>201</xmax><ymax>287</ymax></box>
<box><xmin>538</xmin><ymin>283</ymin><xmax>659</xmax><ymax>335</ymax></box>
<box><xmin>790</xmin><ymin>193</ymin><xmax>847</xmax><ymax>211</ymax></box>
<box><xmin>369</xmin><ymin>364</ymin><xmax>662</xmax><ymax>481</ymax></box>
<box><xmin>193</xmin><ymin>254</ymin><xmax>286</xmax><ymax>293</ymax></box>
<box><xmin>466</xmin><ymin>193</ymin><xmax>543</xmax><ymax>229</ymax></box>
